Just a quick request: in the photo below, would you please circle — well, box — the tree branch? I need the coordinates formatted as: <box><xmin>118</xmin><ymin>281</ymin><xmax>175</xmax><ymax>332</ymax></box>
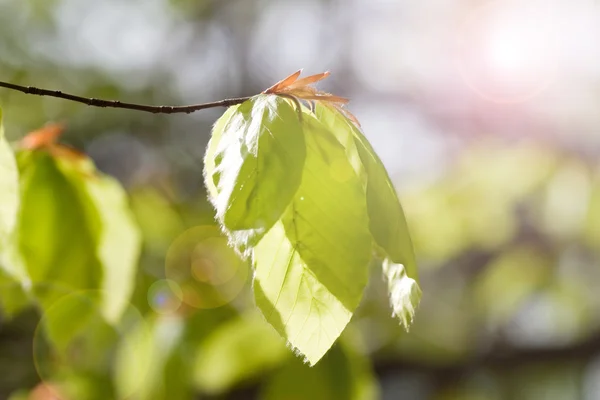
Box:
<box><xmin>0</xmin><ymin>81</ymin><xmax>252</xmax><ymax>114</ymax></box>
<box><xmin>374</xmin><ymin>330</ymin><xmax>600</xmax><ymax>382</ymax></box>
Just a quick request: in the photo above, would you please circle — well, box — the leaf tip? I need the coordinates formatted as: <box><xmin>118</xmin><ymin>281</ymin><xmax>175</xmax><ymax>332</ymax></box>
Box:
<box><xmin>20</xmin><ymin>123</ymin><xmax>65</xmax><ymax>150</ymax></box>
<box><xmin>382</xmin><ymin>260</ymin><xmax>422</xmax><ymax>330</ymax></box>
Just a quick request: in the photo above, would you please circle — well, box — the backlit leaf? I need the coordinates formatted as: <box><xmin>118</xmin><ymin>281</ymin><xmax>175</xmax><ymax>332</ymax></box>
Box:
<box><xmin>16</xmin><ymin>151</ymin><xmax>101</xmax><ymax>305</ymax></box>
<box><xmin>313</xmin><ymin>103</ymin><xmax>420</xmax><ymax>328</ymax></box>
<box><xmin>253</xmin><ymin>115</ymin><xmax>371</xmax><ymax>365</ymax></box>
<box><xmin>0</xmin><ymin>108</ymin><xmax>19</xmax><ymax>247</ymax></box>
<box><xmin>203</xmin><ymin>105</ymin><xmax>239</xmax><ymax>199</ymax></box>
<box><xmin>314</xmin><ymin>103</ymin><xmax>417</xmax><ymax>277</ymax></box>
<box><xmin>205</xmin><ymin>95</ymin><xmax>305</xmax><ymax>253</ymax></box>
<box><xmin>13</xmin><ymin>147</ymin><xmax>140</xmax><ymax>325</ymax></box>
<box><xmin>0</xmin><ymin>109</ymin><xmax>29</xmax><ymax>315</ymax></box>
<box><xmin>57</xmin><ymin>157</ymin><xmax>141</xmax><ymax>323</ymax></box>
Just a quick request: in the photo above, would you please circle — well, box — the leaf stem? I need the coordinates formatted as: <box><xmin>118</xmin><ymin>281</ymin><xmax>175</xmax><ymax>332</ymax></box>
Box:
<box><xmin>0</xmin><ymin>81</ymin><xmax>252</xmax><ymax>114</ymax></box>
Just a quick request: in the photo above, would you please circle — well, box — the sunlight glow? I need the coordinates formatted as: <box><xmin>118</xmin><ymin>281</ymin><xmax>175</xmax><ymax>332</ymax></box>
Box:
<box><xmin>457</xmin><ymin>0</ymin><xmax>558</xmax><ymax>103</ymax></box>
<box><xmin>486</xmin><ymin>29</ymin><xmax>535</xmax><ymax>77</ymax></box>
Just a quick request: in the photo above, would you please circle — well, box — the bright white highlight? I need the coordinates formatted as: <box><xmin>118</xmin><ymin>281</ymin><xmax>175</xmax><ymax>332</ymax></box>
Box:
<box><xmin>483</xmin><ymin>9</ymin><xmax>551</xmax><ymax>80</ymax></box>
<box><xmin>458</xmin><ymin>0</ymin><xmax>559</xmax><ymax>102</ymax></box>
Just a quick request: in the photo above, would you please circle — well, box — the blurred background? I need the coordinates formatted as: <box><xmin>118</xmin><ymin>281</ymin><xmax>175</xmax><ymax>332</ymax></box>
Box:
<box><xmin>2</xmin><ymin>0</ymin><xmax>600</xmax><ymax>399</ymax></box>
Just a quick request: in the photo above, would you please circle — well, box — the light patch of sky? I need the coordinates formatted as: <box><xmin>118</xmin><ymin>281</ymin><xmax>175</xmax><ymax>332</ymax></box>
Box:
<box><xmin>525</xmin><ymin>1</ymin><xmax>600</xmax><ymax>138</ymax></box>
<box><xmin>350</xmin><ymin>0</ymin><xmax>459</xmax><ymax>94</ymax></box>
<box><xmin>42</xmin><ymin>0</ymin><xmax>176</xmax><ymax>75</ymax></box>
<box><xmin>167</xmin><ymin>23</ymin><xmax>238</xmax><ymax>104</ymax></box>
<box><xmin>248</xmin><ymin>0</ymin><xmax>340</xmax><ymax>82</ymax></box>
<box><xmin>350</xmin><ymin>101</ymin><xmax>448</xmax><ymax>191</ymax></box>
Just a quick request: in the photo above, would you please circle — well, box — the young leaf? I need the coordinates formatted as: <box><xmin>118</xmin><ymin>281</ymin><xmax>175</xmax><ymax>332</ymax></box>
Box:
<box><xmin>13</xmin><ymin>145</ymin><xmax>140</xmax><ymax>324</ymax></box>
<box><xmin>354</xmin><ymin>132</ymin><xmax>417</xmax><ymax>277</ymax></box>
<box><xmin>16</xmin><ymin>151</ymin><xmax>101</xmax><ymax>300</ymax></box>
<box><xmin>253</xmin><ymin>115</ymin><xmax>371</xmax><ymax>365</ymax></box>
<box><xmin>313</xmin><ymin>103</ymin><xmax>421</xmax><ymax>327</ymax></box>
<box><xmin>204</xmin><ymin>105</ymin><xmax>239</xmax><ymax>199</ymax></box>
<box><xmin>0</xmin><ymin>108</ymin><xmax>29</xmax><ymax>313</ymax></box>
<box><xmin>205</xmin><ymin>95</ymin><xmax>305</xmax><ymax>253</ymax></box>
<box><xmin>57</xmin><ymin>157</ymin><xmax>141</xmax><ymax>323</ymax></box>
<box><xmin>0</xmin><ymin>108</ymin><xmax>19</xmax><ymax>247</ymax></box>
<box><xmin>314</xmin><ymin>103</ymin><xmax>417</xmax><ymax>277</ymax></box>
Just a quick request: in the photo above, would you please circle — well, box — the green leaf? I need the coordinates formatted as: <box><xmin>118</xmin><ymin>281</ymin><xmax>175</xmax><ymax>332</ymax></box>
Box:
<box><xmin>205</xmin><ymin>95</ymin><xmax>305</xmax><ymax>253</ymax></box>
<box><xmin>0</xmin><ymin>107</ymin><xmax>19</xmax><ymax>249</ymax></box>
<box><xmin>253</xmin><ymin>115</ymin><xmax>371</xmax><ymax>365</ymax></box>
<box><xmin>204</xmin><ymin>105</ymin><xmax>239</xmax><ymax>199</ymax></box>
<box><xmin>313</xmin><ymin>104</ymin><xmax>420</xmax><ymax>327</ymax></box>
<box><xmin>57</xmin><ymin>157</ymin><xmax>141</xmax><ymax>323</ymax></box>
<box><xmin>0</xmin><ymin>109</ymin><xmax>27</xmax><ymax>315</ymax></box>
<box><xmin>260</xmin><ymin>341</ymin><xmax>379</xmax><ymax>400</ymax></box>
<box><xmin>194</xmin><ymin>313</ymin><xmax>288</xmax><ymax>394</ymax></box>
<box><xmin>13</xmin><ymin>149</ymin><xmax>140</xmax><ymax>324</ymax></box>
<box><xmin>16</xmin><ymin>151</ymin><xmax>101</xmax><ymax>303</ymax></box>
<box><xmin>314</xmin><ymin>104</ymin><xmax>416</xmax><ymax>277</ymax></box>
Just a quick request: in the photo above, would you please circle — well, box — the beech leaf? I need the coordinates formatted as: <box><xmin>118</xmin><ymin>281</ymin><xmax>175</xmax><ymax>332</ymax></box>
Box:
<box><xmin>205</xmin><ymin>95</ymin><xmax>305</xmax><ymax>254</ymax></box>
<box><xmin>253</xmin><ymin>114</ymin><xmax>371</xmax><ymax>365</ymax></box>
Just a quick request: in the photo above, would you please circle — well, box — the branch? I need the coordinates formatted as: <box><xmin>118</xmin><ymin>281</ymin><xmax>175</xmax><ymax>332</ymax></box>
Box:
<box><xmin>374</xmin><ymin>330</ymin><xmax>600</xmax><ymax>383</ymax></box>
<box><xmin>0</xmin><ymin>81</ymin><xmax>251</xmax><ymax>114</ymax></box>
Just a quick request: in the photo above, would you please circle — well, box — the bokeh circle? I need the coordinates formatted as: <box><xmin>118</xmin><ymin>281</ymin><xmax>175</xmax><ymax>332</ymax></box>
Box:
<box><xmin>147</xmin><ymin>279</ymin><xmax>183</xmax><ymax>315</ymax></box>
<box><xmin>165</xmin><ymin>225</ymin><xmax>249</xmax><ymax>310</ymax></box>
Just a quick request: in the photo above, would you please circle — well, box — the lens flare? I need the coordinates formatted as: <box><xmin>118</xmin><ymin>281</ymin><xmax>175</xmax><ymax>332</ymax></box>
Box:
<box><xmin>147</xmin><ymin>279</ymin><xmax>183</xmax><ymax>314</ymax></box>
<box><xmin>456</xmin><ymin>0</ymin><xmax>558</xmax><ymax>103</ymax></box>
<box><xmin>165</xmin><ymin>226</ymin><xmax>249</xmax><ymax>309</ymax></box>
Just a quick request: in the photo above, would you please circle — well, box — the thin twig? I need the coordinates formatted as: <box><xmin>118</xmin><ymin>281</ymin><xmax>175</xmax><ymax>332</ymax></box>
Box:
<box><xmin>0</xmin><ymin>81</ymin><xmax>252</xmax><ymax>114</ymax></box>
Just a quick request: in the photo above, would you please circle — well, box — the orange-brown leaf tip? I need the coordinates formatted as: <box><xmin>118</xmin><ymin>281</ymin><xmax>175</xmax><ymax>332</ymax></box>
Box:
<box><xmin>20</xmin><ymin>123</ymin><xmax>65</xmax><ymax>150</ymax></box>
<box><xmin>264</xmin><ymin>69</ymin><xmax>303</xmax><ymax>94</ymax></box>
<box><xmin>286</xmin><ymin>72</ymin><xmax>331</xmax><ymax>90</ymax></box>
